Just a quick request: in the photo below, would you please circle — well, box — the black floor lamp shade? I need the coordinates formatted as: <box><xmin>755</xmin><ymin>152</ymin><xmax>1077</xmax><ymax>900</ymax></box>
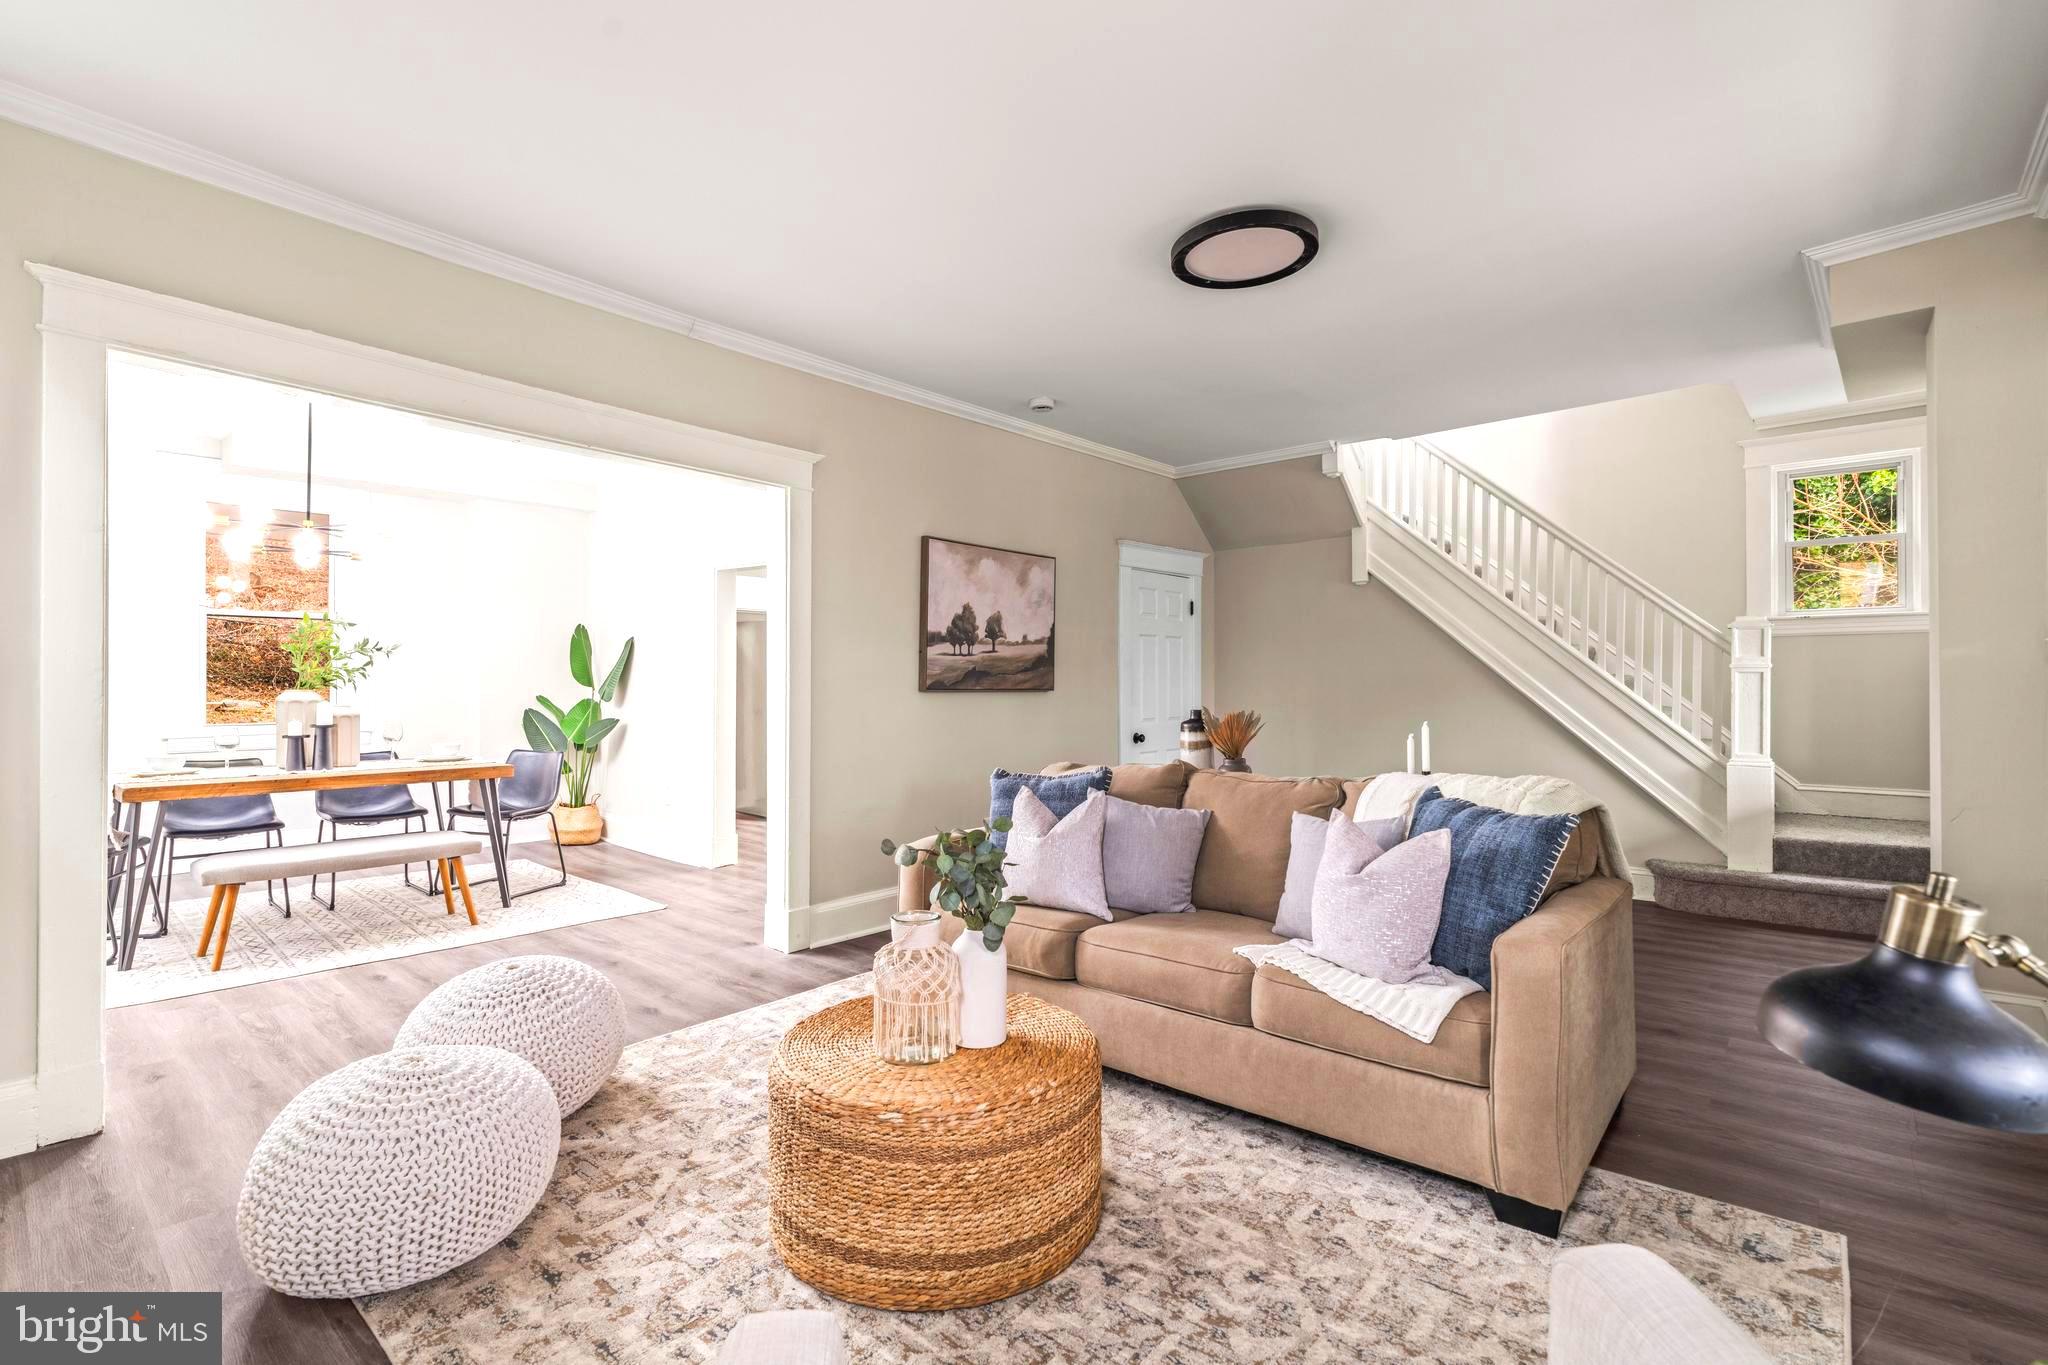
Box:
<box><xmin>1758</xmin><ymin>874</ymin><xmax>2048</xmax><ymax>1133</ymax></box>
<box><xmin>1760</xmin><ymin>944</ymin><xmax>2048</xmax><ymax>1131</ymax></box>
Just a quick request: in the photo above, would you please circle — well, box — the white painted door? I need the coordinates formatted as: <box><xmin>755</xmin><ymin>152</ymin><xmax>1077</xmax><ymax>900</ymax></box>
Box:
<box><xmin>1119</xmin><ymin>566</ymin><xmax>1200</xmax><ymax>764</ymax></box>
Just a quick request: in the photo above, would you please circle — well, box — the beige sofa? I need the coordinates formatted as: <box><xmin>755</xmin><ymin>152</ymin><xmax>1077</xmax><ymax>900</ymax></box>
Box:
<box><xmin>899</xmin><ymin>763</ymin><xmax>1635</xmax><ymax>1235</ymax></box>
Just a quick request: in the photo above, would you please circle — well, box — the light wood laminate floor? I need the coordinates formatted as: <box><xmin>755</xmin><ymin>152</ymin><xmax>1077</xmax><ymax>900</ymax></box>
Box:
<box><xmin>3</xmin><ymin>827</ymin><xmax>2043</xmax><ymax>1363</ymax></box>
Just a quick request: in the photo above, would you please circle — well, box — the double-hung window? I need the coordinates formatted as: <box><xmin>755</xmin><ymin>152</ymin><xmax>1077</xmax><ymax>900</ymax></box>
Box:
<box><xmin>1742</xmin><ymin>416</ymin><xmax>1927</xmax><ymax>633</ymax></box>
<box><xmin>1783</xmin><ymin>458</ymin><xmax>1910</xmax><ymax>613</ymax></box>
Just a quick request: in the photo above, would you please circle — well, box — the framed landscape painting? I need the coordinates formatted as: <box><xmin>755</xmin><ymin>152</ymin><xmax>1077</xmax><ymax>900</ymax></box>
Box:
<box><xmin>920</xmin><ymin>536</ymin><xmax>1055</xmax><ymax>691</ymax></box>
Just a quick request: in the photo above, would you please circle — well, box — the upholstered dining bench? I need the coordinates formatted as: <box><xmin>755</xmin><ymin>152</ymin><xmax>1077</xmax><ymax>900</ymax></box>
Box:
<box><xmin>192</xmin><ymin>831</ymin><xmax>487</xmax><ymax>971</ymax></box>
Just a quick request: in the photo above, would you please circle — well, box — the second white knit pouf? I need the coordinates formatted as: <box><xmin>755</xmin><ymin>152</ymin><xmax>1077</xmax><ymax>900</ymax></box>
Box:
<box><xmin>238</xmin><ymin>1045</ymin><xmax>559</xmax><ymax>1298</ymax></box>
<box><xmin>395</xmin><ymin>955</ymin><xmax>626</xmax><ymax>1117</ymax></box>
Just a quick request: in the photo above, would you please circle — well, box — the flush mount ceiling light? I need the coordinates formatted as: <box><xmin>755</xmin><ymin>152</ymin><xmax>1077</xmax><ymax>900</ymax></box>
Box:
<box><xmin>1171</xmin><ymin>207</ymin><xmax>1319</xmax><ymax>289</ymax></box>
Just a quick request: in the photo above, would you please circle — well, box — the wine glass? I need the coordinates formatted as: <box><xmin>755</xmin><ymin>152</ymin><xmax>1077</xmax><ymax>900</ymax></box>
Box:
<box><xmin>382</xmin><ymin>715</ymin><xmax>405</xmax><ymax>761</ymax></box>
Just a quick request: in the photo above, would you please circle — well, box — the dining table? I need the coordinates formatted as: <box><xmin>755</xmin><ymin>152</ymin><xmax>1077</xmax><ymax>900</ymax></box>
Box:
<box><xmin>107</xmin><ymin>757</ymin><xmax>516</xmax><ymax>971</ymax></box>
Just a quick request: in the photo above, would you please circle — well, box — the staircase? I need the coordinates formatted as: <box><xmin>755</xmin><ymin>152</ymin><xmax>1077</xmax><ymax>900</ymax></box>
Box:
<box><xmin>1648</xmin><ymin>814</ymin><xmax>1931</xmax><ymax>935</ymax></box>
<box><xmin>1330</xmin><ymin>437</ymin><xmax>1928</xmax><ymax>931</ymax></box>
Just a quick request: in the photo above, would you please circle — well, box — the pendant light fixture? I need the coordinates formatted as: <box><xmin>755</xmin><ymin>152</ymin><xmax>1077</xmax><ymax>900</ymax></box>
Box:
<box><xmin>291</xmin><ymin>404</ymin><xmax>325</xmax><ymax>569</ymax></box>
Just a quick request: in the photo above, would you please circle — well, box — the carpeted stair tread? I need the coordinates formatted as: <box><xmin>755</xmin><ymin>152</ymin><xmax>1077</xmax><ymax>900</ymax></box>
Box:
<box><xmin>1772</xmin><ymin>812</ymin><xmax>1931</xmax><ymax>883</ymax></box>
<box><xmin>1645</xmin><ymin>857</ymin><xmax>1892</xmax><ymax>935</ymax></box>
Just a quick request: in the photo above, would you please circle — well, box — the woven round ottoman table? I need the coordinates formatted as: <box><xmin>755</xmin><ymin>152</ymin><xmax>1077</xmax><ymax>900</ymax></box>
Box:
<box><xmin>768</xmin><ymin>993</ymin><xmax>1101</xmax><ymax>1311</ymax></box>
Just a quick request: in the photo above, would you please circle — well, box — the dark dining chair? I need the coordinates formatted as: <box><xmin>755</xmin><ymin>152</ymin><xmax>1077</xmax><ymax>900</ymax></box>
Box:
<box><xmin>106</xmin><ymin>807</ymin><xmax>167</xmax><ymax>964</ymax></box>
<box><xmin>155</xmin><ymin>794</ymin><xmax>293</xmax><ymax>916</ymax></box>
<box><xmin>309</xmin><ymin>750</ymin><xmax>434</xmax><ymax>908</ymax></box>
<box><xmin>441</xmin><ymin>748</ymin><xmax>567</xmax><ymax>900</ymax></box>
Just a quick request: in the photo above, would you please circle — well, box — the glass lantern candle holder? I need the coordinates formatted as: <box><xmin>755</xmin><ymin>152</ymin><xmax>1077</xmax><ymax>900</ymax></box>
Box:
<box><xmin>872</xmin><ymin>909</ymin><xmax>962</xmax><ymax>1064</ymax></box>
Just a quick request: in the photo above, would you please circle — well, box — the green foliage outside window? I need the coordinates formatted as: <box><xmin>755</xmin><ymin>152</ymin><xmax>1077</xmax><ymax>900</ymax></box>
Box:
<box><xmin>1789</xmin><ymin>466</ymin><xmax>1901</xmax><ymax>611</ymax></box>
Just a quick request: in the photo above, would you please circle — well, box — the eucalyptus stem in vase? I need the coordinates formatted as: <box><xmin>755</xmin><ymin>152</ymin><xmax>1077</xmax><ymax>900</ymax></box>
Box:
<box><xmin>882</xmin><ymin>819</ymin><xmax>1020</xmax><ymax>1048</ymax></box>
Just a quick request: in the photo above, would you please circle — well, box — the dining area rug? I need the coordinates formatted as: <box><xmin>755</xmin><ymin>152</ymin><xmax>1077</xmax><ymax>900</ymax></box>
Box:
<box><xmin>356</xmin><ymin>974</ymin><xmax>1850</xmax><ymax>1365</ymax></box>
<box><xmin>106</xmin><ymin>859</ymin><xmax>663</xmax><ymax>1007</ymax></box>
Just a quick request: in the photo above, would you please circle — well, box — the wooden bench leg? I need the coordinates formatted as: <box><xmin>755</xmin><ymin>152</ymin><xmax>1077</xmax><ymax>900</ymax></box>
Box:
<box><xmin>439</xmin><ymin>859</ymin><xmax>458</xmax><ymax>916</ymax></box>
<box><xmin>195</xmin><ymin>885</ymin><xmax>226</xmax><ymax>957</ymax></box>
<box><xmin>451</xmin><ymin>858</ymin><xmax>478</xmax><ymax>926</ymax></box>
<box><xmin>210</xmin><ymin>884</ymin><xmax>240</xmax><ymax>973</ymax></box>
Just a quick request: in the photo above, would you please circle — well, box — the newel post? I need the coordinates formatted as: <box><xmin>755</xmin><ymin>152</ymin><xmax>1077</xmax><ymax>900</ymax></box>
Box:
<box><xmin>1725</xmin><ymin>616</ymin><xmax>1775</xmax><ymax>872</ymax></box>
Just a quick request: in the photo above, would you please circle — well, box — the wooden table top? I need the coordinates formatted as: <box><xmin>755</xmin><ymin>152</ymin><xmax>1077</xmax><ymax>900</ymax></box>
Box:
<box><xmin>112</xmin><ymin>758</ymin><xmax>515</xmax><ymax>803</ymax></box>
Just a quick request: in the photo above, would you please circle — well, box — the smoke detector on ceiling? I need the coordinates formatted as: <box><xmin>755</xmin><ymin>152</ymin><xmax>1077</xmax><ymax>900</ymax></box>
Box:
<box><xmin>1027</xmin><ymin>396</ymin><xmax>1058</xmax><ymax>413</ymax></box>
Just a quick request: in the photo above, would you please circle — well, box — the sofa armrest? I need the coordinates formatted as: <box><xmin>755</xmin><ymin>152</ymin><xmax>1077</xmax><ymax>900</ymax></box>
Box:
<box><xmin>1487</xmin><ymin>876</ymin><xmax>1636</xmax><ymax>1211</ymax></box>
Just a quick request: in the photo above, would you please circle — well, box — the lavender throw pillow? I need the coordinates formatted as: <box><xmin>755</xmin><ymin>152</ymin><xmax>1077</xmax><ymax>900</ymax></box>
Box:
<box><xmin>1308</xmin><ymin>823</ymin><xmax>1456</xmax><ymax>985</ymax></box>
<box><xmin>1274</xmin><ymin>811</ymin><xmax>1403</xmax><ymax>939</ymax></box>
<box><xmin>1003</xmin><ymin>787</ymin><xmax>1111</xmax><ymax>921</ymax></box>
<box><xmin>1101</xmin><ymin>797</ymin><xmax>1210</xmax><ymax>914</ymax></box>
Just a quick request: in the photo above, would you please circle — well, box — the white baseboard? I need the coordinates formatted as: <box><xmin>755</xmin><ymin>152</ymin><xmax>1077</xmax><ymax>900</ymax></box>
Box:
<box><xmin>0</xmin><ymin>1063</ymin><xmax>106</xmax><ymax>1159</ymax></box>
<box><xmin>1987</xmin><ymin>990</ymin><xmax>2048</xmax><ymax>1039</ymax></box>
<box><xmin>796</xmin><ymin>886</ymin><xmax>896</xmax><ymax>950</ymax></box>
<box><xmin>0</xmin><ymin>1077</ymin><xmax>36</xmax><ymax>1160</ymax></box>
<box><xmin>1779</xmin><ymin>778</ymin><xmax>1931</xmax><ymax>822</ymax></box>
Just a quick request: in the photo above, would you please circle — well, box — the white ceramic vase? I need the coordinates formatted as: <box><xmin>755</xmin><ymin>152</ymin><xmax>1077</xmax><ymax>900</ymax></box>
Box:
<box><xmin>951</xmin><ymin>930</ymin><xmax>1009</xmax><ymax>1048</ymax></box>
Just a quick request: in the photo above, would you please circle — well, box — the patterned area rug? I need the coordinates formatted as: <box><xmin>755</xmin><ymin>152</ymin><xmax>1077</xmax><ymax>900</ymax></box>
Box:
<box><xmin>107</xmin><ymin>860</ymin><xmax>663</xmax><ymax>1007</ymax></box>
<box><xmin>357</xmin><ymin>975</ymin><xmax>1849</xmax><ymax>1365</ymax></box>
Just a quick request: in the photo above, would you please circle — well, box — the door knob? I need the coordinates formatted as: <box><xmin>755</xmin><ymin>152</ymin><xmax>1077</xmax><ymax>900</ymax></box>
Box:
<box><xmin>1132</xmin><ymin>732</ymin><xmax>1146</xmax><ymax>744</ymax></box>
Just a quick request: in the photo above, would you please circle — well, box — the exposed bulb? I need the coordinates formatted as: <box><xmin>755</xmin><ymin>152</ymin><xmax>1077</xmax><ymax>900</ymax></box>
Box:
<box><xmin>220</xmin><ymin>526</ymin><xmax>255</xmax><ymax>564</ymax></box>
<box><xmin>291</xmin><ymin>523</ymin><xmax>323</xmax><ymax>569</ymax></box>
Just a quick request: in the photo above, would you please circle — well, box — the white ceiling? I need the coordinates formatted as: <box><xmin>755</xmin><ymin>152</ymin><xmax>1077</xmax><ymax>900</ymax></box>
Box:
<box><xmin>7</xmin><ymin>2</ymin><xmax>2046</xmax><ymax>466</ymax></box>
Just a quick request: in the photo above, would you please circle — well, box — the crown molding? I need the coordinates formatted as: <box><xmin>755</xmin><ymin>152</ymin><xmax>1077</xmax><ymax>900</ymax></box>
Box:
<box><xmin>1801</xmin><ymin>96</ymin><xmax>2048</xmax><ymax>344</ymax></box>
<box><xmin>0</xmin><ymin>79</ymin><xmax>1178</xmax><ymax>480</ymax></box>
<box><xmin>1750</xmin><ymin>389</ymin><xmax>1926</xmax><ymax>431</ymax></box>
<box><xmin>1172</xmin><ymin>440</ymin><xmax>1336</xmax><ymax>480</ymax></box>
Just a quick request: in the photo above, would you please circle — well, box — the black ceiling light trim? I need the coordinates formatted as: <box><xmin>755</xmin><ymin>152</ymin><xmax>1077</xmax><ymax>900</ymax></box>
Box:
<box><xmin>1171</xmin><ymin>207</ymin><xmax>1320</xmax><ymax>289</ymax></box>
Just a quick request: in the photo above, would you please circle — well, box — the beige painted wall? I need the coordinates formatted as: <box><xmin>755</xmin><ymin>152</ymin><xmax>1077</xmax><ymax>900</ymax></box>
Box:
<box><xmin>1212</xmin><ymin>537</ymin><xmax>1721</xmax><ymax>868</ymax></box>
<box><xmin>1183</xmin><ymin>386</ymin><xmax>1931</xmax><ymax>794</ymax></box>
<box><xmin>1176</xmin><ymin>455</ymin><xmax>1356</xmax><ymax>551</ymax></box>
<box><xmin>1425</xmin><ymin>383</ymin><xmax>1754</xmax><ymax>626</ymax></box>
<box><xmin>1829</xmin><ymin>216</ymin><xmax>2048</xmax><ymax>946</ymax></box>
<box><xmin>1772</xmin><ymin>633</ymin><xmax>1930</xmax><ymax>790</ymax></box>
<box><xmin>0</xmin><ymin>120</ymin><xmax>1210</xmax><ymax>1083</ymax></box>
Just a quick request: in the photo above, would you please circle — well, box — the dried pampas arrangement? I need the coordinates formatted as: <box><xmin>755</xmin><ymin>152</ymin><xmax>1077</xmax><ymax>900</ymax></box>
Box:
<box><xmin>1202</xmin><ymin>708</ymin><xmax>1264</xmax><ymax>763</ymax></box>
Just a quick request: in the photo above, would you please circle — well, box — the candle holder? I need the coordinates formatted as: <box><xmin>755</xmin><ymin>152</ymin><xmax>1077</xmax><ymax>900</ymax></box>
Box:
<box><xmin>312</xmin><ymin>722</ymin><xmax>335</xmax><ymax>770</ymax></box>
<box><xmin>282</xmin><ymin>732</ymin><xmax>310</xmax><ymax>771</ymax></box>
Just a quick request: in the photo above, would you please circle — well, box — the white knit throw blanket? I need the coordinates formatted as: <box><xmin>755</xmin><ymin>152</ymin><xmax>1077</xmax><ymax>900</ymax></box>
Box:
<box><xmin>1234</xmin><ymin>941</ymin><xmax>1481</xmax><ymax>1043</ymax></box>
<box><xmin>1353</xmin><ymin>771</ymin><xmax>1631</xmax><ymax>879</ymax></box>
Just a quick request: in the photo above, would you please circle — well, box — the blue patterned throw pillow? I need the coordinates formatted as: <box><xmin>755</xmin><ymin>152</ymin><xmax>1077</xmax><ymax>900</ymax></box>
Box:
<box><xmin>987</xmin><ymin>767</ymin><xmax>1111</xmax><ymax>849</ymax></box>
<box><xmin>1409</xmin><ymin>788</ymin><xmax>1579</xmax><ymax>990</ymax></box>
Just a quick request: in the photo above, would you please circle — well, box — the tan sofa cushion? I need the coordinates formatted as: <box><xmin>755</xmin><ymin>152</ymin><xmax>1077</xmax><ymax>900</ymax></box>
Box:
<box><xmin>1184</xmin><ymin>771</ymin><xmax>1344</xmax><ymax>921</ymax></box>
<box><xmin>1074</xmin><ymin>909</ymin><xmax>1283</xmax><ymax>1024</ymax></box>
<box><xmin>1005</xmin><ymin>905</ymin><xmax>1136</xmax><ymax>980</ymax></box>
<box><xmin>1339</xmin><ymin>777</ymin><xmax>1385</xmax><ymax>819</ymax></box>
<box><xmin>1041</xmin><ymin>760</ymin><xmax>1193</xmax><ymax>808</ymax></box>
<box><xmin>1250</xmin><ymin>964</ymin><xmax>1491</xmax><ymax>1085</ymax></box>
<box><xmin>1541</xmin><ymin>809</ymin><xmax>1604</xmax><ymax>900</ymax></box>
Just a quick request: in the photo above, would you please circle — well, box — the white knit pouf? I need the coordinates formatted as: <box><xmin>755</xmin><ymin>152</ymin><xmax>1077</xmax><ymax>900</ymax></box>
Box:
<box><xmin>395</xmin><ymin>955</ymin><xmax>626</xmax><ymax>1117</ymax></box>
<box><xmin>238</xmin><ymin>1045</ymin><xmax>560</xmax><ymax>1298</ymax></box>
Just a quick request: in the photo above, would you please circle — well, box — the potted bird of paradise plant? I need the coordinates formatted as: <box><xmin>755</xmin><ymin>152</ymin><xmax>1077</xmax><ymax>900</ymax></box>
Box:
<box><xmin>522</xmin><ymin>625</ymin><xmax>633</xmax><ymax>845</ymax></box>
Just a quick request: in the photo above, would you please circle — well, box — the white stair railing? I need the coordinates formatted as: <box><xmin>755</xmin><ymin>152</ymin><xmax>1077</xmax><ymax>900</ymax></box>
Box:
<box><xmin>1355</xmin><ymin>437</ymin><xmax>1735</xmax><ymax>764</ymax></box>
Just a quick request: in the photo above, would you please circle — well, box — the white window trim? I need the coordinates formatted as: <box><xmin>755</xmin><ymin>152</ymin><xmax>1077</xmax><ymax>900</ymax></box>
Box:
<box><xmin>1740</xmin><ymin>417</ymin><xmax>1928</xmax><ymax>636</ymax></box>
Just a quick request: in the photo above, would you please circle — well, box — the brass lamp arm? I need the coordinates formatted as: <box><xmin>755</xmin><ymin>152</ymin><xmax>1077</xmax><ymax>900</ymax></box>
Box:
<box><xmin>1965</xmin><ymin>932</ymin><xmax>2048</xmax><ymax>985</ymax></box>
